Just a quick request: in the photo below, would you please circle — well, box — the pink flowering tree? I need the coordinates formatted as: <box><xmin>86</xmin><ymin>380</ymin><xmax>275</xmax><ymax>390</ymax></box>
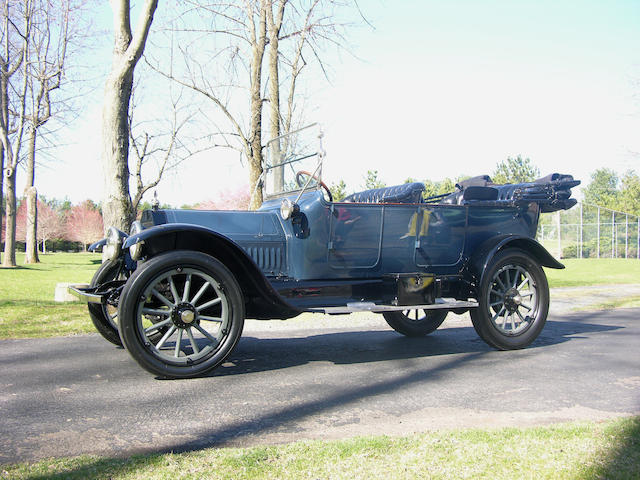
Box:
<box><xmin>195</xmin><ymin>185</ymin><xmax>251</xmax><ymax>211</ymax></box>
<box><xmin>65</xmin><ymin>201</ymin><xmax>104</xmax><ymax>251</ymax></box>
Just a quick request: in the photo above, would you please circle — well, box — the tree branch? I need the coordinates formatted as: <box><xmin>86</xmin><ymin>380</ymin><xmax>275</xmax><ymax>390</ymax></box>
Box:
<box><xmin>122</xmin><ymin>0</ymin><xmax>158</xmax><ymax>70</ymax></box>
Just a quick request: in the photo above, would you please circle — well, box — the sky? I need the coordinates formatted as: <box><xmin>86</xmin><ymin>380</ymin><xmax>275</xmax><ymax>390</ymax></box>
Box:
<box><xmin>28</xmin><ymin>0</ymin><xmax>640</xmax><ymax>207</ymax></box>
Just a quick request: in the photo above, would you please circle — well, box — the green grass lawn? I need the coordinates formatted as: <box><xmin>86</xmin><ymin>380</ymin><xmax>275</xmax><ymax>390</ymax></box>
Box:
<box><xmin>0</xmin><ymin>252</ymin><xmax>101</xmax><ymax>339</ymax></box>
<box><xmin>3</xmin><ymin>417</ymin><xmax>639</xmax><ymax>479</ymax></box>
<box><xmin>545</xmin><ymin>258</ymin><xmax>640</xmax><ymax>287</ymax></box>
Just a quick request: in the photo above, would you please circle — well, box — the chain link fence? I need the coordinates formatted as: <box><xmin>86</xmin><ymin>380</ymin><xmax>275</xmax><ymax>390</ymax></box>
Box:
<box><xmin>537</xmin><ymin>202</ymin><xmax>640</xmax><ymax>260</ymax></box>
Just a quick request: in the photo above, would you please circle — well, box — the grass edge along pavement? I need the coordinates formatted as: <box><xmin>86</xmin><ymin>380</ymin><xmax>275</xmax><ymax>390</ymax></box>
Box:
<box><xmin>2</xmin><ymin>416</ymin><xmax>639</xmax><ymax>479</ymax></box>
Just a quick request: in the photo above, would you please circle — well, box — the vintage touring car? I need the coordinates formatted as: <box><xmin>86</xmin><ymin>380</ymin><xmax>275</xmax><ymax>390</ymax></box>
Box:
<box><xmin>70</xmin><ymin>125</ymin><xmax>579</xmax><ymax>378</ymax></box>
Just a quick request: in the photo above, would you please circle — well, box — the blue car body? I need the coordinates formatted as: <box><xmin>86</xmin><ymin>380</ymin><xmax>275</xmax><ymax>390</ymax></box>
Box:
<box><xmin>124</xmin><ymin>180</ymin><xmax>565</xmax><ymax>317</ymax></box>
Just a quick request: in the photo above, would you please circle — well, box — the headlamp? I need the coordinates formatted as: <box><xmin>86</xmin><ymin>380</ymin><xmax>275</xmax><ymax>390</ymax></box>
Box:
<box><xmin>103</xmin><ymin>226</ymin><xmax>122</xmax><ymax>262</ymax></box>
<box><xmin>280</xmin><ymin>198</ymin><xmax>299</xmax><ymax>220</ymax></box>
<box><xmin>129</xmin><ymin>221</ymin><xmax>144</xmax><ymax>261</ymax></box>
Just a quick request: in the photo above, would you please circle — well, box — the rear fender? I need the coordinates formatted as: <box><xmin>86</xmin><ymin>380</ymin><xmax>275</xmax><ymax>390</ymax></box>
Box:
<box><xmin>469</xmin><ymin>234</ymin><xmax>563</xmax><ymax>289</ymax></box>
<box><xmin>123</xmin><ymin>224</ymin><xmax>300</xmax><ymax>319</ymax></box>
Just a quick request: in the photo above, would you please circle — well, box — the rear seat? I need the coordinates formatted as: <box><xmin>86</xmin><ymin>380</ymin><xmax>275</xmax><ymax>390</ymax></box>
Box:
<box><xmin>441</xmin><ymin>185</ymin><xmax>499</xmax><ymax>204</ymax></box>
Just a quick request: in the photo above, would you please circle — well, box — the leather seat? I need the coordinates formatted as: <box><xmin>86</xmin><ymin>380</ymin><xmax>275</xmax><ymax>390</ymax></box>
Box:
<box><xmin>342</xmin><ymin>182</ymin><xmax>425</xmax><ymax>204</ymax></box>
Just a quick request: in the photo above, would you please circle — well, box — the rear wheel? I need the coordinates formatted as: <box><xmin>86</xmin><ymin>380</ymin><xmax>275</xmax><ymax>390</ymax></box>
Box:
<box><xmin>470</xmin><ymin>248</ymin><xmax>549</xmax><ymax>350</ymax></box>
<box><xmin>383</xmin><ymin>309</ymin><xmax>448</xmax><ymax>337</ymax></box>
<box><xmin>118</xmin><ymin>251</ymin><xmax>245</xmax><ymax>378</ymax></box>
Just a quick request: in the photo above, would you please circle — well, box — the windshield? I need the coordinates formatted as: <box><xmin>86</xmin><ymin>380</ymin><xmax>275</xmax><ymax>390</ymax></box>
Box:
<box><xmin>263</xmin><ymin>123</ymin><xmax>323</xmax><ymax>198</ymax></box>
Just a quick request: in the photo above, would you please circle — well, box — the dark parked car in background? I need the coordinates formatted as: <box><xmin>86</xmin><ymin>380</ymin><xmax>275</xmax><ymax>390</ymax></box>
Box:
<box><xmin>70</xmin><ymin>124</ymin><xmax>580</xmax><ymax>378</ymax></box>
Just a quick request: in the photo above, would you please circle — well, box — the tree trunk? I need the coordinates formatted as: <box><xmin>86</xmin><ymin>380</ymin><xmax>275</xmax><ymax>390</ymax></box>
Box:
<box><xmin>248</xmin><ymin>129</ymin><xmax>264</xmax><ymax>210</ymax></box>
<box><xmin>101</xmin><ymin>0</ymin><xmax>158</xmax><ymax>232</ymax></box>
<box><xmin>0</xmin><ymin>24</ymin><xmax>7</xmax><ymax>266</ymax></box>
<box><xmin>24</xmin><ymin>126</ymin><xmax>39</xmax><ymax>263</ymax></box>
<box><xmin>102</xmin><ymin>68</ymin><xmax>135</xmax><ymax>232</ymax></box>
<box><xmin>1</xmin><ymin>3</ymin><xmax>31</xmax><ymax>268</ymax></box>
<box><xmin>0</xmin><ymin>147</ymin><xmax>3</xmax><ymax>265</ymax></box>
<box><xmin>0</xmin><ymin>6</ymin><xmax>7</xmax><ymax>266</ymax></box>
<box><xmin>267</xmin><ymin>1</ymin><xmax>285</xmax><ymax>193</ymax></box>
<box><xmin>25</xmin><ymin>125</ymin><xmax>36</xmax><ymax>187</ymax></box>
<box><xmin>247</xmin><ymin>4</ymin><xmax>267</xmax><ymax>211</ymax></box>
<box><xmin>24</xmin><ymin>186</ymin><xmax>38</xmax><ymax>263</ymax></box>
<box><xmin>2</xmin><ymin>166</ymin><xmax>16</xmax><ymax>267</ymax></box>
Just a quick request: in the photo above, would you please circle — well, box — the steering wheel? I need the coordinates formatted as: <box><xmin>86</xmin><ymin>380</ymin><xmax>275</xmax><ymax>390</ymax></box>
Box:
<box><xmin>295</xmin><ymin>170</ymin><xmax>333</xmax><ymax>202</ymax></box>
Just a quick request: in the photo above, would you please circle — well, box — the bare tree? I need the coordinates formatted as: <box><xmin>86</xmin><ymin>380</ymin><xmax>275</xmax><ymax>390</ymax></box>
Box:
<box><xmin>21</xmin><ymin>0</ymin><xmax>74</xmax><ymax>263</ymax></box>
<box><xmin>266</xmin><ymin>0</ymin><xmax>285</xmax><ymax>192</ymax></box>
<box><xmin>1</xmin><ymin>0</ymin><xmax>33</xmax><ymax>267</ymax></box>
<box><xmin>182</xmin><ymin>0</ymin><xmax>267</xmax><ymax>210</ymax></box>
<box><xmin>0</xmin><ymin>0</ymin><xmax>81</xmax><ymax>266</ymax></box>
<box><xmin>128</xmin><ymin>81</ymin><xmax>214</xmax><ymax>215</ymax></box>
<box><xmin>23</xmin><ymin>185</ymin><xmax>37</xmax><ymax>261</ymax></box>
<box><xmin>149</xmin><ymin>0</ymin><xmax>356</xmax><ymax>209</ymax></box>
<box><xmin>266</xmin><ymin>0</ymin><xmax>331</xmax><ymax>190</ymax></box>
<box><xmin>101</xmin><ymin>0</ymin><xmax>158</xmax><ymax>233</ymax></box>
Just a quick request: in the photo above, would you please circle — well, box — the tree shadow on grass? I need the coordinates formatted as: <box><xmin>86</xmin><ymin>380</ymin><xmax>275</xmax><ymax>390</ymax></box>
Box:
<box><xmin>20</xmin><ymin>416</ymin><xmax>640</xmax><ymax>480</ymax></box>
<box><xmin>9</xmin><ymin>455</ymin><xmax>164</xmax><ymax>480</ymax></box>
<box><xmin>584</xmin><ymin>416</ymin><xmax>640</xmax><ymax>479</ymax></box>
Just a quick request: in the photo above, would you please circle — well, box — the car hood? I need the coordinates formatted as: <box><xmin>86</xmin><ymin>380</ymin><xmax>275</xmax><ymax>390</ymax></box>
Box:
<box><xmin>141</xmin><ymin>208</ymin><xmax>283</xmax><ymax>238</ymax></box>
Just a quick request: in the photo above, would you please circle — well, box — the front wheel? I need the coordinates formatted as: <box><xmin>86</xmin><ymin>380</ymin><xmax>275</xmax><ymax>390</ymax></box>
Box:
<box><xmin>118</xmin><ymin>251</ymin><xmax>245</xmax><ymax>378</ymax></box>
<box><xmin>470</xmin><ymin>248</ymin><xmax>549</xmax><ymax>350</ymax></box>
<box><xmin>383</xmin><ymin>309</ymin><xmax>448</xmax><ymax>337</ymax></box>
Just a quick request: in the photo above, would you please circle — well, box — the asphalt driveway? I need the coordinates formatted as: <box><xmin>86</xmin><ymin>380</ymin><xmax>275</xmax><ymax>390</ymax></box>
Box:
<box><xmin>1</xmin><ymin>305</ymin><xmax>639</xmax><ymax>464</ymax></box>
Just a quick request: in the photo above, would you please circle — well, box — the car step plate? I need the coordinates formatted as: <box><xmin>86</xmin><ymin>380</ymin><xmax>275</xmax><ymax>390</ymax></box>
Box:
<box><xmin>307</xmin><ymin>298</ymin><xmax>478</xmax><ymax>314</ymax></box>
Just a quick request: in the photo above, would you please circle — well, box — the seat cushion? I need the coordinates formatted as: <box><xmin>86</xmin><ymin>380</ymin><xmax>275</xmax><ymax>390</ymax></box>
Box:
<box><xmin>342</xmin><ymin>182</ymin><xmax>425</xmax><ymax>204</ymax></box>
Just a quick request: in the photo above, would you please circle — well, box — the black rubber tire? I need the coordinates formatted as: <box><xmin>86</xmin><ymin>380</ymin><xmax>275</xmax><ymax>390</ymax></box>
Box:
<box><xmin>118</xmin><ymin>251</ymin><xmax>245</xmax><ymax>378</ymax></box>
<box><xmin>87</xmin><ymin>259</ymin><xmax>125</xmax><ymax>346</ymax></box>
<box><xmin>470</xmin><ymin>248</ymin><xmax>549</xmax><ymax>350</ymax></box>
<box><xmin>383</xmin><ymin>309</ymin><xmax>448</xmax><ymax>337</ymax></box>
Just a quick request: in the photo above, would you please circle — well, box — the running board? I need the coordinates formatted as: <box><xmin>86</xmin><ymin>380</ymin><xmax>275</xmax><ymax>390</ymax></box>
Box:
<box><xmin>307</xmin><ymin>298</ymin><xmax>478</xmax><ymax>315</ymax></box>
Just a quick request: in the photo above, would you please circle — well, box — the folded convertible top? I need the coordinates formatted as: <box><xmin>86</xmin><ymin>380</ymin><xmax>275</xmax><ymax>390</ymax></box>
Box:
<box><xmin>446</xmin><ymin>173</ymin><xmax>580</xmax><ymax>212</ymax></box>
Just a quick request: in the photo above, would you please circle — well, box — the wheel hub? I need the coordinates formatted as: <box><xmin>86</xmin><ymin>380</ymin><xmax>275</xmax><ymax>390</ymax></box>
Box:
<box><xmin>503</xmin><ymin>287</ymin><xmax>522</xmax><ymax>312</ymax></box>
<box><xmin>171</xmin><ymin>303</ymin><xmax>198</xmax><ymax>329</ymax></box>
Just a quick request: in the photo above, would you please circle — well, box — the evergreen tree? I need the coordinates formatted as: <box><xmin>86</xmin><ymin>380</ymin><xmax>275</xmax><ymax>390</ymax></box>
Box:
<box><xmin>492</xmin><ymin>155</ymin><xmax>540</xmax><ymax>184</ymax></box>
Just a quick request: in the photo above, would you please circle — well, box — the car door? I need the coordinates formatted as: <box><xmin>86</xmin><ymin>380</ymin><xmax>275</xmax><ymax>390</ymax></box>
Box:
<box><xmin>413</xmin><ymin>205</ymin><xmax>466</xmax><ymax>267</ymax></box>
<box><xmin>328</xmin><ymin>203</ymin><xmax>383</xmax><ymax>269</ymax></box>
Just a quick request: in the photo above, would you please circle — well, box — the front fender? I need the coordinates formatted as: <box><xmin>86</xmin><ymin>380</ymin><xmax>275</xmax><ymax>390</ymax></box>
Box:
<box><xmin>123</xmin><ymin>223</ymin><xmax>230</xmax><ymax>250</ymax></box>
<box><xmin>469</xmin><ymin>234</ymin><xmax>563</xmax><ymax>288</ymax></box>
<box><xmin>123</xmin><ymin>223</ymin><xmax>300</xmax><ymax>320</ymax></box>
